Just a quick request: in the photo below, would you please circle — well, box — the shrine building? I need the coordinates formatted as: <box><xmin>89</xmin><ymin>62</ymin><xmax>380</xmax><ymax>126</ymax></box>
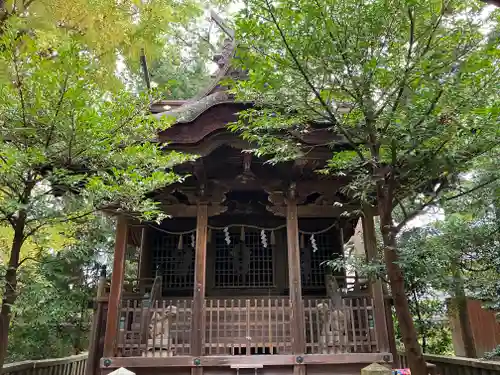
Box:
<box><xmin>87</xmin><ymin>34</ymin><xmax>394</xmax><ymax>375</ymax></box>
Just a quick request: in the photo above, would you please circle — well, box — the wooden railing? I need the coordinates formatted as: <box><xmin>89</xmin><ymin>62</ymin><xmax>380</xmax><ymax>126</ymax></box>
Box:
<box><xmin>2</xmin><ymin>353</ymin><xmax>88</xmax><ymax>375</ymax></box>
<box><xmin>117</xmin><ymin>298</ymin><xmax>192</xmax><ymax>357</ymax></box>
<box><xmin>304</xmin><ymin>296</ymin><xmax>379</xmax><ymax>354</ymax></box>
<box><xmin>398</xmin><ymin>353</ymin><xmax>500</xmax><ymax>374</ymax></box>
<box><xmin>204</xmin><ymin>297</ymin><xmax>292</xmax><ymax>355</ymax></box>
<box><xmin>105</xmin><ymin>277</ymin><xmax>156</xmax><ymax>297</ymax></box>
<box><xmin>139</xmin><ymin>275</ymin><xmax>162</xmax><ymax>345</ymax></box>
<box><xmin>115</xmin><ymin>296</ymin><xmax>378</xmax><ymax>357</ymax></box>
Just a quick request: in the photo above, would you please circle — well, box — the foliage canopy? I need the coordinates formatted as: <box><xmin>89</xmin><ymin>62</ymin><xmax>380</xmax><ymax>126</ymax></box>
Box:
<box><xmin>230</xmin><ymin>1</ymin><xmax>500</xmax><ymax>373</ymax></box>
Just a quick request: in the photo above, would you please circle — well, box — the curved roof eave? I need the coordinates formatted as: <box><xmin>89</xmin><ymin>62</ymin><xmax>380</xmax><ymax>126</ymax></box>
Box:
<box><xmin>153</xmin><ymin>91</ymin><xmax>251</xmax><ymax>125</ymax></box>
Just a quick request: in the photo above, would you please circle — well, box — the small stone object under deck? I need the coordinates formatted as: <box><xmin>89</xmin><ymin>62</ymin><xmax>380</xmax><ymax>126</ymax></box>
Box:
<box><xmin>361</xmin><ymin>363</ymin><xmax>391</xmax><ymax>375</ymax></box>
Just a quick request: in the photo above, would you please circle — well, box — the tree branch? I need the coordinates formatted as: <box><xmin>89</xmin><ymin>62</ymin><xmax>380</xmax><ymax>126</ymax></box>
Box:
<box><xmin>395</xmin><ymin>196</ymin><xmax>409</xmax><ymax>221</ymax></box>
<box><xmin>443</xmin><ymin>177</ymin><xmax>500</xmax><ymax>203</ymax></box>
<box><xmin>23</xmin><ymin>210</ymin><xmax>95</xmax><ymax>240</ymax></box>
<box><xmin>261</xmin><ymin>0</ymin><xmax>365</xmax><ymax>161</ymax></box>
<box><xmin>395</xmin><ymin>181</ymin><xmax>447</xmax><ymax>232</ymax></box>
<box><xmin>45</xmin><ymin>72</ymin><xmax>70</xmax><ymax>150</ymax></box>
<box><xmin>12</xmin><ymin>48</ymin><xmax>28</xmax><ymax>148</ymax></box>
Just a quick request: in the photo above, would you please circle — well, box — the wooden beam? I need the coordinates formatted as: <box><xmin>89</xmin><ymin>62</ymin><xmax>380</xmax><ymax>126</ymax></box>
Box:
<box><xmin>362</xmin><ymin>213</ymin><xmax>390</xmax><ymax>354</ymax></box>
<box><xmin>103</xmin><ymin>216</ymin><xmax>128</xmax><ymax>357</ymax></box>
<box><xmin>191</xmin><ymin>203</ymin><xmax>208</xmax><ymax>374</ymax></box>
<box><xmin>286</xmin><ymin>196</ymin><xmax>306</xmax><ymax>354</ymax></box>
<box><xmin>100</xmin><ymin>353</ymin><xmax>392</xmax><ymax>368</ymax></box>
<box><xmin>159</xmin><ymin>204</ymin><xmax>226</xmax><ymax>217</ymax></box>
<box><xmin>159</xmin><ymin>203</ymin><xmax>355</xmax><ymax>218</ymax></box>
<box><xmin>268</xmin><ymin>204</ymin><xmax>355</xmax><ymax>218</ymax></box>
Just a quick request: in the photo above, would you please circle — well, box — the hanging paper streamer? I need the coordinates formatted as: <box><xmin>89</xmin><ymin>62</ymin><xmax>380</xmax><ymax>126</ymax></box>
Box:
<box><xmin>191</xmin><ymin>233</ymin><xmax>195</xmax><ymax>248</ymax></box>
<box><xmin>310</xmin><ymin>234</ymin><xmax>318</xmax><ymax>252</ymax></box>
<box><xmin>270</xmin><ymin>230</ymin><xmax>276</xmax><ymax>246</ymax></box>
<box><xmin>207</xmin><ymin>228</ymin><xmax>211</xmax><ymax>243</ymax></box>
<box><xmin>261</xmin><ymin>230</ymin><xmax>268</xmax><ymax>248</ymax></box>
<box><xmin>178</xmin><ymin>234</ymin><xmax>183</xmax><ymax>249</ymax></box>
<box><xmin>223</xmin><ymin>227</ymin><xmax>231</xmax><ymax>245</ymax></box>
<box><xmin>240</xmin><ymin>226</ymin><xmax>245</xmax><ymax>241</ymax></box>
<box><xmin>300</xmin><ymin>233</ymin><xmax>305</xmax><ymax>248</ymax></box>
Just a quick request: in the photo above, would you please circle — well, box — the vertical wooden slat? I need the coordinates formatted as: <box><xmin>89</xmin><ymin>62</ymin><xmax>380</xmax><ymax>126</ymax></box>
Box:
<box><xmin>286</xmin><ymin>196</ymin><xmax>306</xmax><ymax>354</ymax></box>
<box><xmin>103</xmin><ymin>216</ymin><xmax>128</xmax><ymax>357</ymax></box>
<box><xmin>223</xmin><ymin>299</ymin><xmax>228</xmax><ymax>354</ymax></box>
<box><xmin>151</xmin><ymin>300</ymin><xmax>157</xmax><ymax>357</ymax></box>
<box><xmin>350</xmin><ymin>298</ymin><xmax>357</xmax><ymax>353</ymax></box>
<box><xmin>207</xmin><ymin>299</ymin><xmax>212</xmax><ymax>355</ymax></box>
<box><xmin>274</xmin><ymin>298</ymin><xmax>284</xmax><ymax>354</ymax></box>
<box><xmin>362</xmin><ymin>297</ymin><xmax>371</xmax><ymax>352</ymax></box>
<box><xmin>281</xmin><ymin>298</ymin><xmax>286</xmax><ymax>353</ymax></box>
<box><xmin>260</xmin><ymin>298</ymin><xmax>265</xmax><ymax>351</ymax></box>
<box><xmin>267</xmin><ymin>299</ymin><xmax>271</xmax><ymax>349</ymax></box>
<box><xmin>342</xmin><ymin>304</ymin><xmax>352</xmax><ymax>353</ymax></box>
<box><xmin>307</xmin><ymin>298</ymin><xmax>313</xmax><ymax>354</ymax></box>
<box><xmin>121</xmin><ymin>299</ymin><xmax>129</xmax><ymax>357</ymax></box>
<box><xmin>182</xmin><ymin>299</ymin><xmax>187</xmax><ymax>355</ymax></box>
<box><xmin>147</xmin><ymin>296</ymin><xmax>153</xmax><ymax>355</ymax></box>
<box><xmin>160</xmin><ymin>300</ymin><xmax>165</xmax><ymax>356</ymax></box>
<box><xmin>362</xmin><ymin>213</ymin><xmax>390</xmax><ymax>353</ymax></box>
<box><xmin>315</xmin><ymin>299</ymin><xmax>322</xmax><ymax>354</ymax></box>
<box><xmin>237</xmin><ymin>299</ymin><xmax>242</xmax><ymax>354</ymax></box>
<box><xmin>230</xmin><ymin>299</ymin><xmax>235</xmax><ymax>354</ymax></box>
<box><xmin>136</xmin><ymin>299</ymin><xmax>144</xmax><ymax>356</ymax></box>
<box><xmin>216</xmin><ymin>299</ymin><xmax>220</xmax><ymax>355</ymax></box>
<box><xmin>246</xmin><ymin>299</ymin><xmax>251</xmax><ymax>355</ymax></box>
<box><xmin>191</xmin><ymin>203</ymin><xmax>208</xmax><ymax>371</ymax></box>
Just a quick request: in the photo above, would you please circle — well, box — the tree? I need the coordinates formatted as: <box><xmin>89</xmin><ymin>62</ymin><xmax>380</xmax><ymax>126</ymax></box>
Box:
<box><xmin>0</xmin><ymin>0</ymin><xmax>205</xmax><ymax>74</ymax></box>
<box><xmin>0</xmin><ymin>15</ymin><xmax>197</xmax><ymax>365</ymax></box>
<box><xmin>2</xmin><ymin>214</ymin><xmax>115</xmax><ymax>362</ymax></box>
<box><xmin>229</xmin><ymin>1</ymin><xmax>500</xmax><ymax>373</ymax></box>
<box><xmin>399</xmin><ymin>170</ymin><xmax>500</xmax><ymax>357</ymax></box>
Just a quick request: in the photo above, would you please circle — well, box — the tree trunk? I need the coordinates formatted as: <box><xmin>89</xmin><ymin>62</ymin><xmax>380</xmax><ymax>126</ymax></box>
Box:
<box><xmin>377</xmin><ymin>192</ymin><xmax>428</xmax><ymax>375</ymax></box>
<box><xmin>0</xmin><ymin>219</ymin><xmax>25</xmax><ymax>369</ymax></box>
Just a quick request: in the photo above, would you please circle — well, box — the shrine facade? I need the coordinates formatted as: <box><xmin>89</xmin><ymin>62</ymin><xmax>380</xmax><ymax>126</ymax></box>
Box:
<box><xmin>87</xmin><ymin>35</ymin><xmax>393</xmax><ymax>375</ymax></box>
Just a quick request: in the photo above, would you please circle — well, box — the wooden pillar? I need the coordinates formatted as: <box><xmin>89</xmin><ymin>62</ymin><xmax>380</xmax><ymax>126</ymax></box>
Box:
<box><xmin>86</xmin><ymin>266</ymin><xmax>106</xmax><ymax>375</ymax></box>
<box><xmin>191</xmin><ymin>203</ymin><xmax>208</xmax><ymax>375</ymax></box>
<box><xmin>286</xmin><ymin>194</ymin><xmax>306</xmax><ymax>355</ymax></box>
<box><xmin>361</xmin><ymin>213</ymin><xmax>390</xmax><ymax>354</ymax></box>
<box><xmin>103</xmin><ymin>216</ymin><xmax>128</xmax><ymax>358</ymax></box>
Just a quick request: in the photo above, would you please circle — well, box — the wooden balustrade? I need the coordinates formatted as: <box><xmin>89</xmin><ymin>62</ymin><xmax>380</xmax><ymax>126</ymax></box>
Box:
<box><xmin>2</xmin><ymin>353</ymin><xmax>88</xmax><ymax>375</ymax></box>
<box><xmin>398</xmin><ymin>353</ymin><xmax>500</xmax><ymax>375</ymax></box>
<box><xmin>117</xmin><ymin>298</ymin><xmax>192</xmax><ymax>357</ymax></box>
<box><xmin>304</xmin><ymin>297</ymin><xmax>379</xmax><ymax>354</ymax></box>
<box><xmin>115</xmin><ymin>296</ymin><xmax>379</xmax><ymax>358</ymax></box>
<box><xmin>204</xmin><ymin>297</ymin><xmax>292</xmax><ymax>355</ymax></box>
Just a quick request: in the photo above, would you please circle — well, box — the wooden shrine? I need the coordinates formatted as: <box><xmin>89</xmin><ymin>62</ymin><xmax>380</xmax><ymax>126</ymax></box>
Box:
<box><xmin>88</xmin><ymin>21</ymin><xmax>393</xmax><ymax>375</ymax></box>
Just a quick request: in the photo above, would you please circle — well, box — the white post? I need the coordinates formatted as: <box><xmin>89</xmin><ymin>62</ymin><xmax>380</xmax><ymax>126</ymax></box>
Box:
<box><xmin>108</xmin><ymin>368</ymin><xmax>136</xmax><ymax>375</ymax></box>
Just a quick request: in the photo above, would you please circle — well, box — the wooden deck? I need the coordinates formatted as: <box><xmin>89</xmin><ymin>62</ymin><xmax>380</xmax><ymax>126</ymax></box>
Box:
<box><xmin>100</xmin><ymin>353</ymin><xmax>392</xmax><ymax>375</ymax></box>
<box><xmin>5</xmin><ymin>351</ymin><xmax>500</xmax><ymax>375</ymax></box>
